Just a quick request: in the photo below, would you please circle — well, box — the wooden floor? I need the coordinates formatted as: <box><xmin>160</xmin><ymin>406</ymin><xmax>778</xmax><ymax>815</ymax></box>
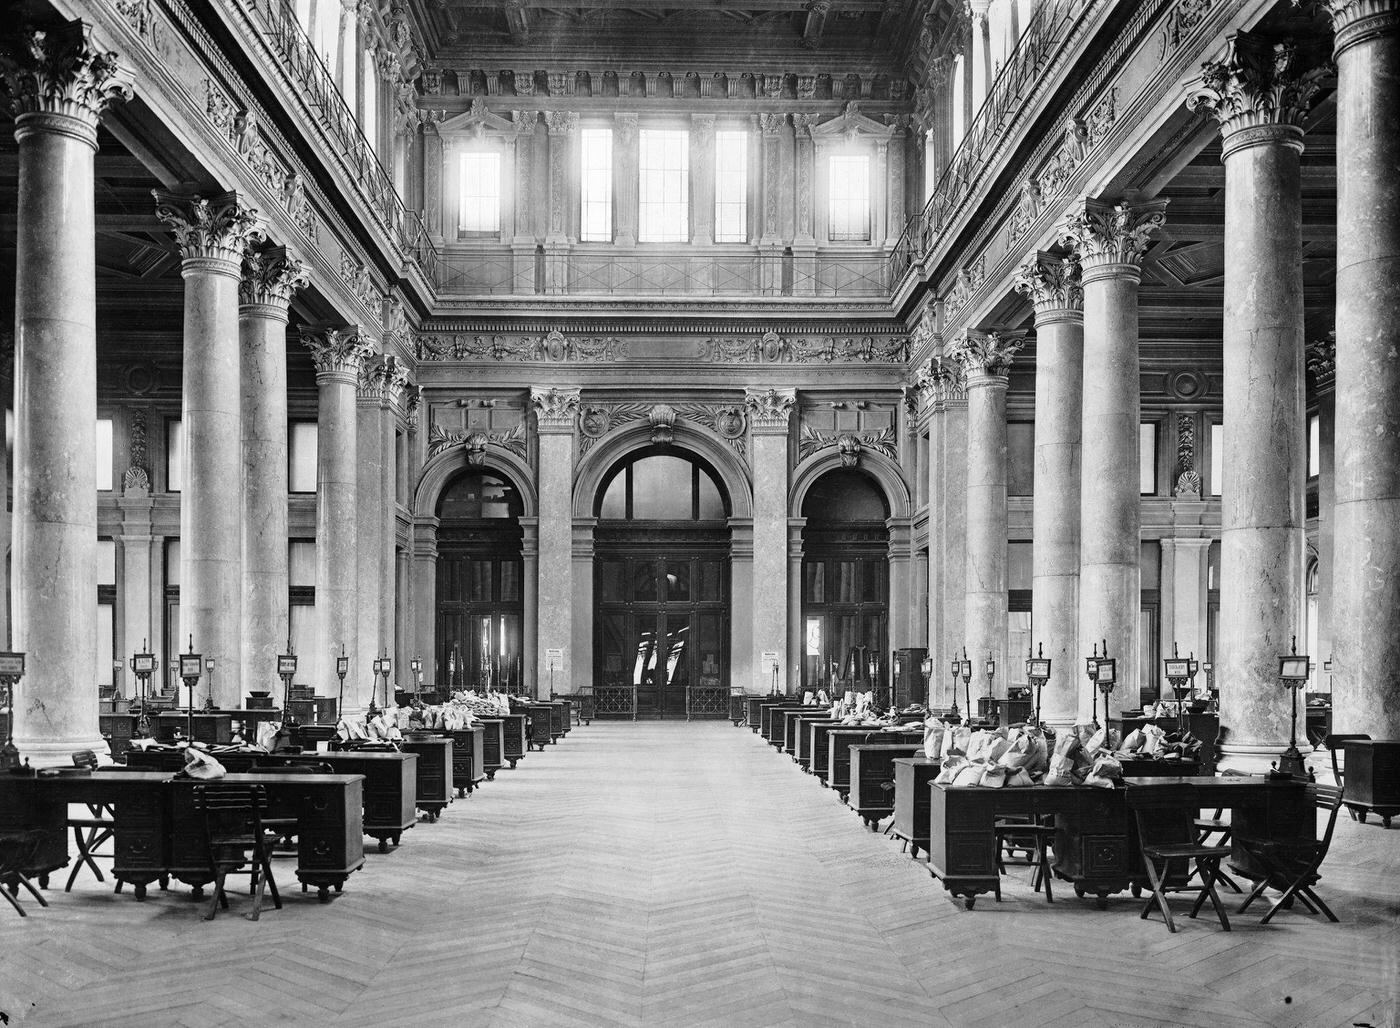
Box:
<box><xmin>1</xmin><ymin>722</ymin><xmax>1397</xmax><ymax>1027</ymax></box>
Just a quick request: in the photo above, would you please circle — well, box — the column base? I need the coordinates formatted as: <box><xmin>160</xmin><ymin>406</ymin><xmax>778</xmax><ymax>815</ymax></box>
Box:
<box><xmin>13</xmin><ymin>732</ymin><xmax>114</xmax><ymax>769</ymax></box>
<box><xmin>1217</xmin><ymin>741</ymin><xmax>1322</xmax><ymax>777</ymax></box>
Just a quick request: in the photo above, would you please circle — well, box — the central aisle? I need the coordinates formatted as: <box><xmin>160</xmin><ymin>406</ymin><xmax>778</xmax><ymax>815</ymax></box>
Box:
<box><xmin>4</xmin><ymin>721</ymin><xmax>1396</xmax><ymax>1028</ymax></box>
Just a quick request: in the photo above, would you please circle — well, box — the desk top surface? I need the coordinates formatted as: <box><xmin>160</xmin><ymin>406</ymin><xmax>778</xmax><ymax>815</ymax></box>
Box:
<box><xmin>1343</xmin><ymin>739</ymin><xmax>1400</xmax><ymax>749</ymax></box>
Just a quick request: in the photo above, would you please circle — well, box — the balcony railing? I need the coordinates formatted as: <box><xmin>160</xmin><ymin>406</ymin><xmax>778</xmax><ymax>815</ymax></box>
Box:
<box><xmin>435</xmin><ymin>247</ymin><xmax>895</xmax><ymax>298</ymax></box>
<box><xmin>888</xmin><ymin>0</ymin><xmax>1083</xmax><ymax>284</ymax></box>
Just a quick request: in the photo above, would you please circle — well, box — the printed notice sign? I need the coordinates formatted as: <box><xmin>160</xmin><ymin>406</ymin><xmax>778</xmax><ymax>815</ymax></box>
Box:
<box><xmin>545</xmin><ymin>648</ymin><xmax>564</xmax><ymax>670</ymax></box>
<box><xmin>761</xmin><ymin>651</ymin><xmax>780</xmax><ymax>673</ymax></box>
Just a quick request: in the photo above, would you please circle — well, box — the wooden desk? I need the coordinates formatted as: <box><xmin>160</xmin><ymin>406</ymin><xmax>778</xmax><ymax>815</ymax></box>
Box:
<box><xmin>475</xmin><ymin>717</ymin><xmax>509</xmax><ymax>777</ymax></box>
<box><xmin>794</xmin><ymin>717</ymin><xmax>841</xmax><ymax>768</ymax></box>
<box><xmin>827</xmin><ymin>728</ymin><xmax>922</xmax><ymax>797</ymax></box>
<box><xmin>0</xmin><ymin>769</ymin><xmax>365</xmax><ymax>901</ymax></box>
<box><xmin>446</xmin><ymin>726</ymin><xmax>486</xmax><ymax>796</ymax></box>
<box><xmin>1341</xmin><ymin>739</ymin><xmax>1400</xmax><ymax>827</ymax></box>
<box><xmin>848</xmin><ymin>744</ymin><xmax>924</xmax><ymax>827</ymax></box>
<box><xmin>891</xmin><ymin>757</ymin><xmax>941</xmax><ymax>860</ymax></box>
<box><xmin>400</xmin><ymin>736</ymin><xmax>453</xmax><ymax>821</ymax></box>
<box><xmin>522</xmin><ymin>705</ymin><xmax>553</xmax><ymax>751</ymax></box>
<box><xmin>759</xmin><ymin>702</ymin><xmax>809</xmax><ymax>744</ymax></box>
<box><xmin>153</xmin><ymin>712</ymin><xmax>234</xmax><ymax>746</ymax></box>
<box><xmin>499</xmin><ymin>713</ymin><xmax>527</xmax><ymax>768</ymax></box>
<box><xmin>807</xmin><ymin>721</ymin><xmax>850</xmax><ymax>780</ymax></box>
<box><xmin>1116</xmin><ymin>714</ymin><xmax>1220</xmax><ymax>775</ymax></box>
<box><xmin>780</xmin><ymin>708</ymin><xmax>820</xmax><ymax>756</ymax></box>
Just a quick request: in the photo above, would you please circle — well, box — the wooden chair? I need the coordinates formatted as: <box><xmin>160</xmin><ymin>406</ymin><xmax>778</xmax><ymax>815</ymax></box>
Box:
<box><xmin>1133</xmin><ymin>789</ymin><xmax>1233</xmax><ymax>932</ymax></box>
<box><xmin>1237</xmin><ymin>782</ymin><xmax>1344</xmax><ymax>924</ymax></box>
<box><xmin>0</xmin><ymin>829</ymin><xmax>50</xmax><ymax>917</ymax></box>
<box><xmin>64</xmin><ymin>749</ymin><xmax>115</xmax><ymax>892</ymax></box>
<box><xmin>1325</xmin><ymin>733</ymin><xmax>1372</xmax><ymax>822</ymax></box>
<box><xmin>1192</xmin><ymin>806</ymin><xmax>1242</xmax><ymax>894</ymax></box>
<box><xmin>994</xmin><ymin>817</ymin><xmax>1055</xmax><ymax>903</ymax></box>
<box><xmin>192</xmin><ymin>783</ymin><xmax>281</xmax><ymax>921</ymax></box>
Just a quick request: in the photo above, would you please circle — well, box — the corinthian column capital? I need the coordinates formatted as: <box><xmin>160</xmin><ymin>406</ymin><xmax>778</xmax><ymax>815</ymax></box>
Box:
<box><xmin>239</xmin><ymin>246</ymin><xmax>309</xmax><ymax>317</ymax></box>
<box><xmin>154</xmin><ymin>190</ymin><xmax>265</xmax><ymax>273</ymax></box>
<box><xmin>531</xmin><ymin>386</ymin><xmax>582</xmax><ymax>430</ymax></box>
<box><xmin>945</xmin><ymin>329</ymin><xmax>1022</xmax><ymax>380</ymax></box>
<box><xmin>543</xmin><ymin>110</ymin><xmax>578</xmax><ymax>136</ymax></box>
<box><xmin>1013</xmin><ymin>252</ymin><xmax>1083</xmax><ymax>320</ymax></box>
<box><xmin>1308</xmin><ymin>0</ymin><xmax>1400</xmax><ymax>54</ymax></box>
<box><xmin>744</xmin><ymin>388</ymin><xmax>796</xmax><ymax>431</ymax></box>
<box><xmin>1059</xmin><ymin>196</ymin><xmax>1168</xmax><ymax>271</ymax></box>
<box><xmin>0</xmin><ymin>20</ymin><xmax>133</xmax><ymax>140</ymax></box>
<box><xmin>300</xmin><ymin>323</ymin><xmax>376</xmax><ymax>382</ymax></box>
<box><xmin>1189</xmin><ymin>30</ymin><xmax>1330</xmax><ymax>149</ymax></box>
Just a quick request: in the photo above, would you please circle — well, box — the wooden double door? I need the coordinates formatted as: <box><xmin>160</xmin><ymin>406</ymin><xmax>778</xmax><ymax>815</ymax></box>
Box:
<box><xmin>595</xmin><ymin>529</ymin><xmax>729</xmax><ymax>717</ymax></box>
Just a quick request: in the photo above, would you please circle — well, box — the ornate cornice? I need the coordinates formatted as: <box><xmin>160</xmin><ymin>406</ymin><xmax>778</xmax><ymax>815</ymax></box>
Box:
<box><xmin>531</xmin><ymin>386</ymin><xmax>581</xmax><ymax>429</ymax></box>
<box><xmin>1189</xmin><ymin>31</ymin><xmax>1330</xmax><ymax>146</ymax></box>
<box><xmin>1059</xmin><ymin>196</ymin><xmax>1168</xmax><ymax>271</ymax></box>
<box><xmin>417</xmin><ymin>330</ymin><xmax>626</xmax><ymax>363</ymax></box>
<box><xmin>702</xmin><ymin>331</ymin><xmax>907</xmax><ymax>365</ymax></box>
<box><xmin>300</xmin><ymin>323</ymin><xmax>376</xmax><ymax>379</ymax></box>
<box><xmin>744</xmin><ymin>388</ymin><xmax>796</xmax><ymax>431</ymax></box>
<box><xmin>153</xmin><ymin>190</ymin><xmax>265</xmax><ymax>271</ymax></box>
<box><xmin>945</xmin><ymin>330</ymin><xmax>1022</xmax><ymax>379</ymax></box>
<box><xmin>0</xmin><ymin>20</ymin><xmax>133</xmax><ymax>136</ymax></box>
<box><xmin>1013</xmin><ymin>251</ymin><xmax>1083</xmax><ymax>318</ymax></box>
<box><xmin>238</xmin><ymin>245</ymin><xmax>309</xmax><ymax>313</ymax></box>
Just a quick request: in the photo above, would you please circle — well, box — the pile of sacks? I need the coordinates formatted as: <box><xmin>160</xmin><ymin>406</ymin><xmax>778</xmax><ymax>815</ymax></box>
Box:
<box><xmin>826</xmin><ymin>691</ymin><xmax>904</xmax><ymax>726</ymax></box>
<box><xmin>931</xmin><ymin>722</ymin><xmax>1053</xmax><ymax>788</ymax></box>
<box><xmin>1043</xmin><ymin>724</ymin><xmax>1124</xmax><ymax>789</ymax></box>
<box><xmin>333</xmin><ymin>709</ymin><xmax>406</xmax><ymax>744</ymax></box>
<box><xmin>1119</xmin><ymin>722</ymin><xmax>1204</xmax><ymax>762</ymax></box>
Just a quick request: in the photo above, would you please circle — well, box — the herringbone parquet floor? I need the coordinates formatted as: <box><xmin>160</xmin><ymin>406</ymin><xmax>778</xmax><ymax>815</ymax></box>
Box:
<box><xmin>1</xmin><ymin>722</ymin><xmax>1397</xmax><ymax>1028</ymax></box>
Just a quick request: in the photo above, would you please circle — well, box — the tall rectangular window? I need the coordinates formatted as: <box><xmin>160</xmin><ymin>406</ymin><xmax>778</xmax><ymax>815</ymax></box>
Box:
<box><xmin>459</xmin><ymin>152</ymin><xmax>501</xmax><ymax>234</ymax></box>
<box><xmin>1210</xmin><ymin>422</ymin><xmax>1224</xmax><ymax>496</ymax></box>
<box><xmin>1308</xmin><ymin>413</ymin><xmax>1320</xmax><ymax>478</ymax></box>
<box><xmin>166</xmin><ymin>419</ymin><xmax>184</xmax><ymax>493</ymax></box>
<box><xmin>1139</xmin><ymin>422</ymin><xmax>1157</xmax><ymax>495</ymax></box>
<box><xmin>828</xmin><ymin>155</ymin><xmax>870</xmax><ymax>242</ymax></box>
<box><xmin>714</xmin><ymin>130</ymin><xmax>748</xmax><ymax>243</ymax></box>
<box><xmin>289</xmin><ymin>421</ymin><xmax>318</xmax><ymax>493</ymax></box>
<box><xmin>639</xmin><ymin>129</ymin><xmax>689</xmax><ymax>242</ymax></box>
<box><xmin>96</xmin><ymin>418</ymin><xmax>113</xmax><ymax>491</ymax></box>
<box><xmin>580</xmin><ymin>128</ymin><xmax>613</xmax><ymax>242</ymax></box>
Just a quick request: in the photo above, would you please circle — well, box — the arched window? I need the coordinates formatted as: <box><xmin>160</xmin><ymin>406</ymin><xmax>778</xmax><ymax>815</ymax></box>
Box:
<box><xmin>596</xmin><ymin>451</ymin><xmax>728</xmax><ymax>521</ymax></box>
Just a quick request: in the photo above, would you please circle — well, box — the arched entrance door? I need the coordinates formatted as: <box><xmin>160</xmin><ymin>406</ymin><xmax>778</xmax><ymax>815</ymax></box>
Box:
<box><xmin>800</xmin><ymin>468</ymin><xmax>890</xmax><ymax>695</ymax></box>
<box><xmin>594</xmin><ymin>449</ymin><xmax>731</xmax><ymax>717</ymax></box>
<box><xmin>436</xmin><ymin>470</ymin><xmax>524</xmax><ymax>692</ymax></box>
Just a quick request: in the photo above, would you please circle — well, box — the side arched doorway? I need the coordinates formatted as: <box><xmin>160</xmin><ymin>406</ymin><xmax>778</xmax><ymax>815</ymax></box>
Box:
<box><xmin>800</xmin><ymin>468</ymin><xmax>890</xmax><ymax>694</ymax></box>
<box><xmin>593</xmin><ymin>448</ymin><xmax>731</xmax><ymax>717</ymax></box>
<box><xmin>435</xmin><ymin>469</ymin><xmax>525</xmax><ymax>692</ymax></box>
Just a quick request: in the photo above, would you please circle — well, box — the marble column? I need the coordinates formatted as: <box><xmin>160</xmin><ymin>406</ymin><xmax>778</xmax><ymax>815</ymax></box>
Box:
<box><xmin>300</xmin><ymin>325</ymin><xmax>374</xmax><ymax>710</ymax></box>
<box><xmin>1014</xmin><ymin>252</ymin><xmax>1084</xmax><ymax>726</ymax></box>
<box><xmin>691</xmin><ymin>114</ymin><xmax>715</xmax><ymax>245</ymax></box>
<box><xmin>380</xmin><ymin>361</ymin><xmax>408</xmax><ymax>682</ymax></box>
<box><xmin>940</xmin><ymin>359</ymin><xmax>969</xmax><ymax>713</ymax></box>
<box><xmin>355</xmin><ymin>358</ymin><xmax>386</xmax><ymax>706</ymax></box>
<box><xmin>413</xmin><ymin>516</ymin><xmax>439</xmax><ymax>686</ymax></box>
<box><xmin>239</xmin><ymin>246</ymin><xmax>308</xmax><ymax>701</ymax></box>
<box><xmin>1060</xmin><ymin>196</ymin><xmax>1166</xmax><ymax>719</ymax></box>
<box><xmin>6</xmin><ymin>22</ymin><xmax>132</xmax><ymax>763</ymax></box>
<box><xmin>155</xmin><ymin>191</ymin><xmax>265</xmax><ymax>707</ymax></box>
<box><xmin>1323</xmin><ymin>0</ymin><xmax>1400</xmax><ymax>737</ymax></box>
<box><xmin>746</xmin><ymin>389</ymin><xmax>795</xmax><ymax>693</ymax></box>
<box><xmin>1192</xmin><ymin>31</ymin><xmax>1326</xmax><ymax>762</ymax></box>
<box><xmin>614</xmin><ymin>113</ymin><xmax>638</xmax><ymax>247</ymax></box>
<box><xmin>949</xmin><ymin>331</ymin><xmax>1020</xmax><ymax>714</ymax></box>
<box><xmin>532</xmin><ymin>388</ymin><xmax>580</xmax><ymax>699</ymax></box>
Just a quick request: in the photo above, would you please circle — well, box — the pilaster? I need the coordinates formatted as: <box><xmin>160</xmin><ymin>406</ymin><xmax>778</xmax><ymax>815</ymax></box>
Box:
<box><xmin>745</xmin><ymin>388</ymin><xmax>795</xmax><ymax>693</ymax></box>
<box><xmin>532</xmin><ymin>387</ymin><xmax>581</xmax><ymax>697</ymax></box>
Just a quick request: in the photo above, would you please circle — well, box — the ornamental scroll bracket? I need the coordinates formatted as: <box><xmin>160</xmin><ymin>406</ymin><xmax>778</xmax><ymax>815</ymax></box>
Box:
<box><xmin>428</xmin><ymin>421</ymin><xmax>528</xmax><ymax>465</ymax></box>
<box><xmin>798</xmin><ymin>424</ymin><xmax>898</xmax><ymax>467</ymax></box>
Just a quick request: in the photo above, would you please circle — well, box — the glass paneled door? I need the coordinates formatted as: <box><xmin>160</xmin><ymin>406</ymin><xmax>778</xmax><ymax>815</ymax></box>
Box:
<box><xmin>596</xmin><ymin>552</ymin><xmax>728</xmax><ymax>717</ymax></box>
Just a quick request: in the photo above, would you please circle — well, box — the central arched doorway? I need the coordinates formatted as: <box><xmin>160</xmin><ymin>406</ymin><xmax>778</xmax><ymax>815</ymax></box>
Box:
<box><xmin>593</xmin><ymin>448</ymin><xmax>731</xmax><ymax>717</ymax></box>
<box><xmin>800</xmin><ymin>468</ymin><xmax>890</xmax><ymax>694</ymax></box>
<box><xmin>435</xmin><ymin>469</ymin><xmax>525</xmax><ymax>692</ymax></box>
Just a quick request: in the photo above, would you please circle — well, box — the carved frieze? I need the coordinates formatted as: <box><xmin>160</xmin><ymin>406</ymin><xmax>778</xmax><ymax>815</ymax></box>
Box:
<box><xmin>703</xmin><ymin>332</ymin><xmax>908</xmax><ymax>364</ymax></box>
<box><xmin>1189</xmin><ymin>30</ymin><xmax>1329</xmax><ymax>137</ymax></box>
<box><xmin>1059</xmin><ymin>197</ymin><xmax>1168</xmax><ymax>269</ymax></box>
<box><xmin>416</xmin><ymin>331</ymin><xmax>627</xmax><ymax>363</ymax></box>
<box><xmin>338</xmin><ymin>251</ymin><xmax>378</xmax><ymax>311</ymax></box>
<box><xmin>944</xmin><ymin>258</ymin><xmax>985</xmax><ymax>318</ymax></box>
<box><xmin>0</xmin><ymin>20</ymin><xmax>134</xmax><ymax>126</ymax></box>
<box><xmin>1006</xmin><ymin>179</ymin><xmax>1041</xmax><ymax>247</ymax></box>
<box><xmin>153</xmin><ymin>190</ymin><xmax>265</xmax><ymax>267</ymax></box>
<box><xmin>428</xmin><ymin>421</ymin><xmax>527</xmax><ymax>464</ymax></box>
<box><xmin>798</xmin><ymin>424</ymin><xmax>897</xmax><ymax>467</ymax></box>
<box><xmin>1158</xmin><ymin>0</ymin><xmax>1215</xmax><ymax>59</ymax></box>
<box><xmin>1174</xmin><ymin>413</ymin><xmax>1202</xmax><ymax>499</ymax></box>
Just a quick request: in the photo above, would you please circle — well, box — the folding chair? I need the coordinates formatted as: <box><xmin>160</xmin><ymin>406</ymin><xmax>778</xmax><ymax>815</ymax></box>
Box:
<box><xmin>65</xmin><ymin>749</ymin><xmax>115</xmax><ymax>891</ymax></box>
<box><xmin>1238</xmin><ymin>782</ymin><xmax>1344</xmax><ymax>924</ymax></box>
<box><xmin>193</xmin><ymin>783</ymin><xmax>281</xmax><ymax>921</ymax></box>
<box><xmin>1133</xmin><ymin>787</ymin><xmax>1232</xmax><ymax>932</ymax></box>
<box><xmin>0</xmin><ymin>829</ymin><xmax>50</xmax><ymax>916</ymax></box>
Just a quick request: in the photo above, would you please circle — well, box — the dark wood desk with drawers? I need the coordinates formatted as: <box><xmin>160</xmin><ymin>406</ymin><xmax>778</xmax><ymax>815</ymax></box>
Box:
<box><xmin>827</xmin><ymin>727</ymin><xmax>922</xmax><ymax>798</ymax></box>
<box><xmin>848</xmin><ymin>744</ymin><xmax>924</xmax><ymax>828</ymax></box>
<box><xmin>445</xmin><ymin>725</ymin><xmax>486</xmax><ymax>796</ymax></box>
<box><xmin>891</xmin><ymin>756</ymin><xmax>942</xmax><ymax>859</ymax></box>
<box><xmin>400</xmin><ymin>736</ymin><xmax>453</xmax><ymax>821</ymax></box>
<box><xmin>0</xmin><ymin>769</ymin><xmax>365</xmax><ymax>901</ymax></box>
<box><xmin>1341</xmin><ymin>738</ymin><xmax>1400</xmax><ymax>826</ymax></box>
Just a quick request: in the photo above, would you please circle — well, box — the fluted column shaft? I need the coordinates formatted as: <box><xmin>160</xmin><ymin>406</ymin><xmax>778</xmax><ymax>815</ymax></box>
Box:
<box><xmin>155</xmin><ymin>191</ymin><xmax>265</xmax><ymax>706</ymax></box>
<box><xmin>239</xmin><ymin>248</ymin><xmax>307</xmax><ymax>702</ymax></box>
<box><xmin>1329</xmin><ymin>2</ymin><xmax>1400</xmax><ymax>736</ymax></box>
<box><xmin>1016</xmin><ymin>254</ymin><xmax>1084</xmax><ymax>726</ymax></box>
<box><xmin>7</xmin><ymin>22</ymin><xmax>131</xmax><ymax>763</ymax></box>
